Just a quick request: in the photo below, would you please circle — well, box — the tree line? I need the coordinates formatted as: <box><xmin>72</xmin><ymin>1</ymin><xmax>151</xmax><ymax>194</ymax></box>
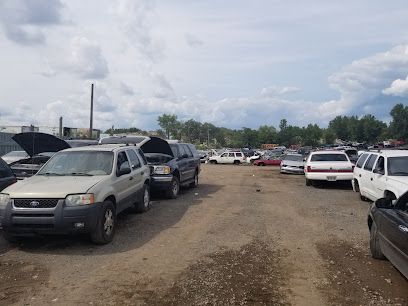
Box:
<box><xmin>104</xmin><ymin>103</ymin><xmax>408</xmax><ymax>149</ymax></box>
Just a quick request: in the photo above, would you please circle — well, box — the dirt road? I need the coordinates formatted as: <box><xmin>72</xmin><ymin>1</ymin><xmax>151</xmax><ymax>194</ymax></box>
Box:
<box><xmin>0</xmin><ymin>165</ymin><xmax>407</xmax><ymax>305</ymax></box>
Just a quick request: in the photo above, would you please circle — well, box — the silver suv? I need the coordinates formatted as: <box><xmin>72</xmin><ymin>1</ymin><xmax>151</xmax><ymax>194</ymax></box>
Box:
<box><xmin>0</xmin><ymin>144</ymin><xmax>151</xmax><ymax>244</ymax></box>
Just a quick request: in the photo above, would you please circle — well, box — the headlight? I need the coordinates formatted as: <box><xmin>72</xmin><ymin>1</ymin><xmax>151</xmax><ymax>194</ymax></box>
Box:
<box><xmin>0</xmin><ymin>194</ymin><xmax>10</xmax><ymax>208</ymax></box>
<box><xmin>65</xmin><ymin>194</ymin><xmax>94</xmax><ymax>206</ymax></box>
<box><xmin>153</xmin><ymin>166</ymin><xmax>171</xmax><ymax>175</ymax></box>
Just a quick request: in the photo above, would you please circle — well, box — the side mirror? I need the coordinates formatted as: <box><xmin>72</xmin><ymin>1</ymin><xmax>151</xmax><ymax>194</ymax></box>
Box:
<box><xmin>375</xmin><ymin>197</ymin><xmax>393</xmax><ymax>209</ymax></box>
<box><xmin>118</xmin><ymin>166</ymin><xmax>131</xmax><ymax>176</ymax></box>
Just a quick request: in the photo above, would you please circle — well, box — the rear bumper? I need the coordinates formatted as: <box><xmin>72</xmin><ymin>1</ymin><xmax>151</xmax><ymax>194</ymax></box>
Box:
<box><xmin>305</xmin><ymin>172</ymin><xmax>353</xmax><ymax>181</ymax></box>
<box><xmin>0</xmin><ymin>199</ymin><xmax>102</xmax><ymax>236</ymax></box>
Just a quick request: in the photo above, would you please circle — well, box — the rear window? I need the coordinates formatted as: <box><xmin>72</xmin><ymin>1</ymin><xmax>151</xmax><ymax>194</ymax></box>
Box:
<box><xmin>388</xmin><ymin>156</ymin><xmax>408</xmax><ymax>176</ymax></box>
<box><xmin>236</xmin><ymin>153</ymin><xmax>243</xmax><ymax>157</ymax></box>
<box><xmin>310</xmin><ymin>153</ymin><xmax>348</xmax><ymax>162</ymax></box>
<box><xmin>356</xmin><ymin>153</ymin><xmax>369</xmax><ymax>168</ymax></box>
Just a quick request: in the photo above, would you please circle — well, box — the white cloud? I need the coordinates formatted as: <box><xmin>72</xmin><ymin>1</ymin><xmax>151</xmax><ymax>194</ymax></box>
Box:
<box><xmin>260</xmin><ymin>86</ymin><xmax>300</xmax><ymax>97</ymax></box>
<box><xmin>383</xmin><ymin>76</ymin><xmax>408</xmax><ymax>97</ymax></box>
<box><xmin>119</xmin><ymin>82</ymin><xmax>135</xmax><ymax>96</ymax></box>
<box><xmin>185</xmin><ymin>33</ymin><xmax>203</xmax><ymax>47</ymax></box>
<box><xmin>0</xmin><ymin>0</ymin><xmax>64</xmax><ymax>45</ymax></box>
<box><xmin>68</xmin><ymin>36</ymin><xmax>109</xmax><ymax>79</ymax></box>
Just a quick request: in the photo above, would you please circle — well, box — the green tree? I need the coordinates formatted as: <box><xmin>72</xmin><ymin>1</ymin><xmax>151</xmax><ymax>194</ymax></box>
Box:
<box><xmin>389</xmin><ymin>104</ymin><xmax>408</xmax><ymax>141</ymax></box>
<box><xmin>157</xmin><ymin>114</ymin><xmax>179</xmax><ymax>139</ymax></box>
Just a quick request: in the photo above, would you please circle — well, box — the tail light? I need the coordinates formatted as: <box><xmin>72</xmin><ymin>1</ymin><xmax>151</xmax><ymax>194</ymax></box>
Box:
<box><xmin>306</xmin><ymin>166</ymin><xmax>311</xmax><ymax>172</ymax></box>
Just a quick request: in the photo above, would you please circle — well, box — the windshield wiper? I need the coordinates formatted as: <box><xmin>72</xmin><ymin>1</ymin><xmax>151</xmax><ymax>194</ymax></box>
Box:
<box><xmin>68</xmin><ymin>172</ymin><xmax>93</xmax><ymax>176</ymax></box>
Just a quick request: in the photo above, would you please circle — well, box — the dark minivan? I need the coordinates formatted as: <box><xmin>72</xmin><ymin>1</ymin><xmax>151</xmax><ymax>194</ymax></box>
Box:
<box><xmin>100</xmin><ymin>136</ymin><xmax>201</xmax><ymax>198</ymax></box>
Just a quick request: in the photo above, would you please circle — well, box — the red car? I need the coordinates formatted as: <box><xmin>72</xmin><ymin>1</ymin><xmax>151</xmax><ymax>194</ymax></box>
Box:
<box><xmin>253</xmin><ymin>157</ymin><xmax>282</xmax><ymax>166</ymax></box>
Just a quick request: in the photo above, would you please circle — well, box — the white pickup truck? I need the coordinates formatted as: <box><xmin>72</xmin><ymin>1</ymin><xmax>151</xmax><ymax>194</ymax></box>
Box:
<box><xmin>353</xmin><ymin>150</ymin><xmax>408</xmax><ymax>201</ymax></box>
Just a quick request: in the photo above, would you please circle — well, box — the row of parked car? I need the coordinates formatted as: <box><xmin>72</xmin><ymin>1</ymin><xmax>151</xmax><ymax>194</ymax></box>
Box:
<box><xmin>0</xmin><ymin>133</ymin><xmax>201</xmax><ymax>244</ymax></box>
<box><xmin>302</xmin><ymin>148</ymin><xmax>408</xmax><ymax>279</ymax></box>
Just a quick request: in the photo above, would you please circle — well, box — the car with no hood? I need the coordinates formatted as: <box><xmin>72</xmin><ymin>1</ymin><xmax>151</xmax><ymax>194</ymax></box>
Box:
<box><xmin>0</xmin><ymin>144</ymin><xmax>151</xmax><ymax>244</ymax></box>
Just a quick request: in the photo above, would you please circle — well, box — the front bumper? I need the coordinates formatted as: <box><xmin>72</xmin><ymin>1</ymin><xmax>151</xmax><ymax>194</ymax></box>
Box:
<box><xmin>280</xmin><ymin>166</ymin><xmax>304</xmax><ymax>174</ymax></box>
<box><xmin>0</xmin><ymin>199</ymin><xmax>102</xmax><ymax>236</ymax></box>
<box><xmin>151</xmin><ymin>174</ymin><xmax>173</xmax><ymax>190</ymax></box>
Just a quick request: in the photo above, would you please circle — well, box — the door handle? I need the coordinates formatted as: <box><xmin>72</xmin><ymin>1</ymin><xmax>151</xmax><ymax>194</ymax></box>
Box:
<box><xmin>398</xmin><ymin>225</ymin><xmax>408</xmax><ymax>233</ymax></box>
<box><xmin>129</xmin><ymin>177</ymin><xmax>133</xmax><ymax>181</ymax></box>
<box><xmin>370</xmin><ymin>178</ymin><xmax>373</xmax><ymax>181</ymax></box>
<box><xmin>359</xmin><ymin>174</ymin><xmax>361</xmax><ymax>177</ymax></box>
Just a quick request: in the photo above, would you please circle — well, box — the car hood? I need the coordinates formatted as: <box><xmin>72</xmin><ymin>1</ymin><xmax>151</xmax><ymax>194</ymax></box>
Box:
<box><xmin>140</xmin><ymin>136</ymin><xmax>174</xmax><ymax>157</ymax></box>
<box><xmin>2</xmin><ymin>175</ymin><xmax>104</xmax><ymax>198</ymax></box>
<box><xmin>12</xmin><ymin>132</ymin><xmax>70</xmax><ymax>157</ymax></box>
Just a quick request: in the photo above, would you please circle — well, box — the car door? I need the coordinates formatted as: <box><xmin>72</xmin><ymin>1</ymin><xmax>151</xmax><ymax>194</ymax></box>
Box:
<box><xmin>182</xmin><ymin>144</ymin><xmax>195</xmax><ymax>180</ymax></box>
<box><xmin>377</xmin><ymin>193</ymin><xmax>408</xmax><ymax>277</ymax></box>
<box><xmin>176</xmin><ymin>144</ymin><xmax>189</xmax><ymax>183</ymax></box>
<box><xmin>113</xmin><ymin>150</ymin><xmax>134</xmax><ymax>212</ymax></box>
<box><xmin>354</xmin><ymin>153</ymin><xmax>369</xmax><ymax>183</ymax></box>
<box><xmin>361</xmin><ymin>154</ymin><xmax>378</xmax><ymax>200</ymax></box>
<box><xmin>126</xmin><ymin>149</ymin><xmax>144</xmax><ymax>200</ymax></box>
<box><xmin>371</xmin><ymin>156</ymin><xmax>387</xmax><ymax>200</ymax></box>
<box><xmin>218</xmin><ymin>152</ymin><xmax>229</xmax><ymax>164</ymax></box>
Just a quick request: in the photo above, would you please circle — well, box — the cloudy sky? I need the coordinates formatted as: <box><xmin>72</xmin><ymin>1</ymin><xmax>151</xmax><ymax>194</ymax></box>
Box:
<box><xmin>1</xmin><ymin>0</ymin><xmax>408</xmax><ymax>131</ymax></box>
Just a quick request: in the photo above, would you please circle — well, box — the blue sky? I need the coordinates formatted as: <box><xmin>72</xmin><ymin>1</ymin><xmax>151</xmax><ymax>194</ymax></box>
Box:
<box><xmin>0</xmin><ymin>0</ymin><xmax>408</xmax><ymax>131</ymax></box>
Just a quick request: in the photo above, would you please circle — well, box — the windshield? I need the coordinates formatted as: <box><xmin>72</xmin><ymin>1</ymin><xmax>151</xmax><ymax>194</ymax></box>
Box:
<box><xmin>311</xmin><ymin>154</ymin><xmax>348</xmax><ymax>162</ymax></box>
<box><xmin>38</xmin><ymin>151</ymin><xmax>113</xmax><ymax>176</ymax></box>
<box><xmin>283</xmin><ymin>155</ymin><xmax>303</xmax><ymax>162</ymax></box>
<box><xmin>388</xmin><ymin>157</ymin><xmax>408</xmax><ymax>176</ymax></box>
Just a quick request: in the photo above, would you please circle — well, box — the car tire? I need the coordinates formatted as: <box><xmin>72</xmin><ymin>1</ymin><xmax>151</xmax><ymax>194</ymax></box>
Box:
<box><xmin>370</xmin><ymin>222</ymin><xmax>385</xmax><ymax>260</ymax></box>
<box><xmin>166</xmin><ymin>176</ymin><xmax>180</xmax><ymax>199</ymax></box>
<box><xmin>233</xmin><ymin>160</ymin><xmax>240</xmax><ymax>165</ymax></box>
<box><xmin>305</xmin><ymin>178</ymin><xmax>311</xmax><ymax>186</ymax></box>
<box><xmin>90</xmin><ymin>200</ymin><xmax>116</xmax><ymax>245</ymax></box>
<box><xmin>134</xmin><ymin>184</ymin><xmax>151</xmax><ymax>213</ymax></box>
<box><xmin>209</xmin><ymin>160</ymin><xmax>217</xmax><ymax>164</ymax></box>
<box><xmin>189</xmin><ymin>171</ymin><xmax>198</xmax><ymax>188</ymax></box>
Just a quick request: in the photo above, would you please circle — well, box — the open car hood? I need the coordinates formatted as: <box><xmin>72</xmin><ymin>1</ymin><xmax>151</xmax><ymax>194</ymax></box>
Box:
<box><xmin>99</xmin><ymin>135</ymin><xmax>174</xmax><ymax>157</ymax></box>
<box><xmin>140</xmin><ymin>136</ymin><xmax>174</xmax><ymax>157</ymax></box>
<box><xmin>12</xmin><ymin>132</ymin><xmax>70</xmax><ymax>157</ymax></box>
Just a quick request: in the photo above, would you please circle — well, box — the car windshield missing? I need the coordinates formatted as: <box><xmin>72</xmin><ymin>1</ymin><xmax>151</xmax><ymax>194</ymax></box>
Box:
<box><xmin>311</xmin><ymin>154</ymin><xmax>348</xmax><ymax>162</ymax></box>
<box><xmin>38</xmin><ymin>151</ymin><xmax>114</xmax><ymax>176</ymax></box>
<box><xmin>388</xmin><ymin>157</ymin><xmax>408</xmax><ymax>176</ymax></box>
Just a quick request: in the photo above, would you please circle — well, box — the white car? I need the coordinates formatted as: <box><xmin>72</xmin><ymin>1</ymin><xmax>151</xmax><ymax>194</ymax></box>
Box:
<box><xmin>353</xmin><ymin>150</ymin><xmax>408</xmax><ymax>201</ymax></box>
<box><xmin>304</xmin><ymin>151</ymin><xmax>354</xmax><ymax>186</ymax></box>
<box><xmin>208</xmin><ymin>151</ymin><xmax>246</xmax><ymax>164</ymax></box>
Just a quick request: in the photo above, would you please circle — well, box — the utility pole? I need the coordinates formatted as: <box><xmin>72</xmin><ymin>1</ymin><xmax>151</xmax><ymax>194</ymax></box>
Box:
<box><xmin>59</xmin><ymin>117</ymin><xmax>63</xmax><ymax>138</ymax></box>
<box><xmin>207</xmin><ymin>126</ymin><xmax>210</xmax><ymax>149</ymax></box>
<box><xmin>89</xmin><ymin>83</ymin><xmax>94</xmax><ymax>139</ymax></box>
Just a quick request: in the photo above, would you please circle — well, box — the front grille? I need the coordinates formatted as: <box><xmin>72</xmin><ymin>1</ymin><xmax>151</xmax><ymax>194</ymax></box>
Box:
<box><xmin>14</xmin><ymin>199</ymin><xmax>59</xmax><ymax>209</ymax></box>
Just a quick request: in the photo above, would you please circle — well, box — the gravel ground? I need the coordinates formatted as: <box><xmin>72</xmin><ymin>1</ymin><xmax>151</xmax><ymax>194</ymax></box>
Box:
<box><xmin>0</xmin><ymin>164</ymin><xmax>406</xmax><ymax>305</ymax></box>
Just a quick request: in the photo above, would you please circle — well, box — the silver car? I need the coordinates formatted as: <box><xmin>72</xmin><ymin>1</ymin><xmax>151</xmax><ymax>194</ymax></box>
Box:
<box><xmin>280</xmin><ymin>154</ymin><xmax>305</xmax><ymax>174</ymax></box>
<box><xmin>0</xmin><ymin>144</ymin><xmax>151</xmax><ymax>244</ymax></box>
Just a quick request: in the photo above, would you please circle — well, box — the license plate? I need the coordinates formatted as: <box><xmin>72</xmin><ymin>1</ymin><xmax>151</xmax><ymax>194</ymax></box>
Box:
<box><xmin>327</xmin><ymin>176</ymin><xmax>337</xmax><ymax>181</ymax></box>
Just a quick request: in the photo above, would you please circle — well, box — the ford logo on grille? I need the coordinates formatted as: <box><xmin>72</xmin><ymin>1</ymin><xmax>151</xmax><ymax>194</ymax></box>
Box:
<box><xmin>30</xmin><ymin>201</ymin><xmax>40</xmax><ymax>207</ymax></box>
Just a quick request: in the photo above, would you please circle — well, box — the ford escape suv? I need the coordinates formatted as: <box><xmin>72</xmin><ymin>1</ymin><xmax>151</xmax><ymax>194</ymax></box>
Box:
<box><xmin>0</xmin><ymin>144</ymin><xmax>150</xmax><ymax>244</ymax></box>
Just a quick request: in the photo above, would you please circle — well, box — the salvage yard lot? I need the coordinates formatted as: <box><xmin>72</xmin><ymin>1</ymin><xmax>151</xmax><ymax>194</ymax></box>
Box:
<box><xmin>0</xmin><ymin>165</ymin><xmax>407</xmax><ymax>305</ymax></box>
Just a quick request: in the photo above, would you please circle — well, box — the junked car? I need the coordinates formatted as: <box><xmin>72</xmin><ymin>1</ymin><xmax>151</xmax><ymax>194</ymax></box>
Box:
<box><xmin>280</xmin><ymin>154</ymin><xmax>304</xmax><ymax>174</ymax></box>
<box><xmin>10</xmin><ymin>132</ymin><xmax>70</xmax><ymax>179</ymax></box>
<box><xmin>1</xmin><ymin>151</ymin><xmax>29</xmax><ymax>164</ymax></box>
<box><xmin>0</xmin><ymin>144</ymin><xmax>151</xmax><ymax>244</ymax></box>
<box><xmin>100</xmin><ymin>136</ymin><xmax>201</xmax><ymax>199</ymax></box>
<box><xmin>0</xmin><ymin>158</ymin><xmax>17</xmax><ymax>191</ymax></box>
<box><xmin>253</xmin><ymin>155</ymin><xmax>282</xmax><ymax>166</ymax></box>
<box><xmin>368</xmin><ymin>191</ymin><xmax>408</xmax><ymax>279</ymax></box>
<box><xmin>304</xmin><ymin>151</ymin><xmax>354</xmax><ymax>186</ymax></box>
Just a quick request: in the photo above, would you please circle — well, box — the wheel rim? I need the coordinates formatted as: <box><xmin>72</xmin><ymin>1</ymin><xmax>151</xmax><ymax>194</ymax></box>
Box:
<box><xmin>144</xmin><ymin>188</ymin><xmax>150</xmax><ymax>208</ymax></box>
<box><xmin>172</xmin><ymin>180</ymin><xmax>179</xmax><ymax>195</ymax></box>
<box><xmin>104</xmin><ymin>209</ymin><xmax>114</xmax><ymax>236</ymax></box>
